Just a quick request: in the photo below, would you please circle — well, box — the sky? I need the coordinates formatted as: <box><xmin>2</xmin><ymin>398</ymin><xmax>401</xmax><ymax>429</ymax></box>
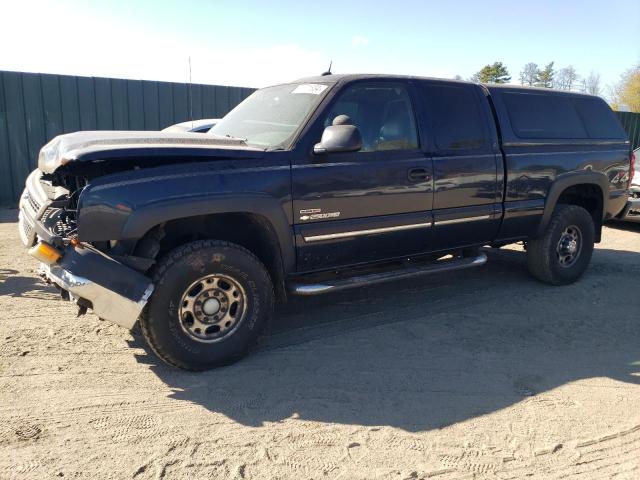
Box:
<box><xmin>1</xmin><ymin>0</ymin><xmax>638</xmax><ymax>93</ymax></box>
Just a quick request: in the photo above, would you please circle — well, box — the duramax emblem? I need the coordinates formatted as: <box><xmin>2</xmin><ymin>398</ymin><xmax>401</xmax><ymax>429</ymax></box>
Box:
<box><xmin>299</xmin><ymin>209</ymin><xmax>341</xmax><ymax>221</ymax></box>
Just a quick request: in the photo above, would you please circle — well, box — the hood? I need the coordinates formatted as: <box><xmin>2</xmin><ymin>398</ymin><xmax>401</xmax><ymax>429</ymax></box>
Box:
<box><xmin>38</xmin><ymin>130</ymin><xmax>263</xmax><ymax>174</ymax></box>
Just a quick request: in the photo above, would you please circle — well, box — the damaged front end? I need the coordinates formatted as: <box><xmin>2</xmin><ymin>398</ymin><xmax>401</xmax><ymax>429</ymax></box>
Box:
<box><xmin>19</xmin><ymin>130</ymin><xmax>261</xmax><ymax>328</ymax></box>
<box><xmin>19</xmin><ymin>159</ymin><xmax>154</xmax><ymax>330</ymax></box>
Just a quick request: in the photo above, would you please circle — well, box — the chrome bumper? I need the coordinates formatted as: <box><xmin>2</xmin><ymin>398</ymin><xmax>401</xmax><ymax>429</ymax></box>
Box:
<box><xmin>622</xmin><ymin>197</ymin><xmax>640</xmax><ymax>222</ymax></box>
<box><xmin>616</xmin><ymin>190</ymin><xmax>640</xmax><ymax>223</ymax></box>
<box><xmin>39</xmin><ymin>247</ymin><xmax>154</xmax><ymax>330</ymax></box>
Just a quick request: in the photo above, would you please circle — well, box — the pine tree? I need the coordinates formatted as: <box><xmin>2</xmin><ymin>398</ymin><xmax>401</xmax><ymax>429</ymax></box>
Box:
<box><xmin>536</xmin><ymin>62</ymin><xmax>555</xmax><ymax>88</ymax></box>
<box><xmin>473</xmin><ymin>62</ymin><xmax>511</xmax><ymax>84</ymax></box>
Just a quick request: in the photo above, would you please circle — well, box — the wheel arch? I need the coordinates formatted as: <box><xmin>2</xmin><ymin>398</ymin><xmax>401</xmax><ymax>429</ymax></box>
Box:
<box><xmin>537</xmin><ymin>172</ymin><xmax>608</xmax><ymax>242</ymax></box>
<box><xmin>124</xmin><ymin>195</ymin><xmax>294</xmax><ymax>299</ymax></box>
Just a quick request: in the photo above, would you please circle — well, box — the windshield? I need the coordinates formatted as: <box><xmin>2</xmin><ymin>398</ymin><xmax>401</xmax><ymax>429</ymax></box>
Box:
<box><xmin>208</xmin><ymin>83</ymin><xmax>330</xmax><ymax>149</ymax></box>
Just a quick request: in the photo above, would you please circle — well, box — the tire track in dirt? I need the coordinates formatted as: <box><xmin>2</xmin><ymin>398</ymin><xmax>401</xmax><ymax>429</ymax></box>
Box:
<box><xmin>3</xmin><ymin>216</ymin><xmax>640</xmax><ymax>479</ymax></box>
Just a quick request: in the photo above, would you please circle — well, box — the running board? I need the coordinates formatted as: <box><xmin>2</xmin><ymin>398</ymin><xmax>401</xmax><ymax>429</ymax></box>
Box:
<box><xmin>288</xmin><ymin>252</ymin><xmax>488</xmax><ymax>296</ymax></box>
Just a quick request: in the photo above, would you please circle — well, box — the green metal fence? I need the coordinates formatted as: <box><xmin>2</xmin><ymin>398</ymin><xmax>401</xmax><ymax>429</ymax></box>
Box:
<box><xmin>1</xmin><ymin>70</ymin><xmax>639</xmax><ymax>206</ymax></box>
<box><xmin>614</xmin><ymin>111</ymin><xmax>640</xmax><ymax>151</ymax></box>
<box><xmin>0</xmin><ymin>70</ymin><xmax>255</xmax><ymax>205</ymax></box>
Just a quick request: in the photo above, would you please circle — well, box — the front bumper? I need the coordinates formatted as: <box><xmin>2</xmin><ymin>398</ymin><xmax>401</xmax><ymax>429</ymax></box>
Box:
<box><xmin>39</xmin><ymin>246</ymin><xmax>154</xmax><ymax>329</ymax></box>
<box><xmin>19</xmin><ymin>169</ymin><xmax>153</xmax><ymax>329</ymax></box>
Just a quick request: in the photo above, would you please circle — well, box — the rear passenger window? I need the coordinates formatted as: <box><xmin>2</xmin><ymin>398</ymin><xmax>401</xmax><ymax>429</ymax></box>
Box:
<box><xmin>421</xmin><ymin>84</ymin><xmax>488</xmax><ymax>151</ymax></box>
<box><xmin>503</xmin><ymin>93</ymin><xmax>588</xmax><ymax>139</ymax></box>
<box><xmin>572</xmin><ymin>97</ymin><xmax>627</xmax><ymax>139</ymax></box>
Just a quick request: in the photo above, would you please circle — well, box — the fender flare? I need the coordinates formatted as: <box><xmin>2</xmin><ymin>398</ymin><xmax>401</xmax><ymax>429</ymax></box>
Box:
<box><xmin>120</xmin><ymin>193</ymin><xmax>296</xmax><ymax>271</ymax></box>
<box><xmin>536</xmin><ymin>171</ymin><xmax>608</xmax><ymax>237</ymax></box>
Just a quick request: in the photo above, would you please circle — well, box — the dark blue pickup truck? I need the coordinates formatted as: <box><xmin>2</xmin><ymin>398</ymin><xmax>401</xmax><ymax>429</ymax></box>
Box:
<box><xmin>19</xmin><ymin>74</ymin><xmax>634</xmax><ymax>370</ymax></box>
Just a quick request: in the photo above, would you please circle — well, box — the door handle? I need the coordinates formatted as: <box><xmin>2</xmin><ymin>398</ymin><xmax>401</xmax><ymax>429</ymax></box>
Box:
<box><xmin>407</xmin><ymin>168</ymin><xmax>430</xmax><ymax>182</ymax></box>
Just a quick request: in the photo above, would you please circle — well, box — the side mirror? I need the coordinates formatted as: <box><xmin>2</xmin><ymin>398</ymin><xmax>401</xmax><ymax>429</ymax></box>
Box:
<box><xmin>313</xmin><ymin>124</ymin><xmax>362</xmax><ymax>154</ymax></box>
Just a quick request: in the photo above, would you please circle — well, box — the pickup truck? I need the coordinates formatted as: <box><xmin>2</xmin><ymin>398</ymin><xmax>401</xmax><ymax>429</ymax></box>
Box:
<box><xmin>19</xmin><ymin>74</ymin><xmax>634</xmax><ymax>370</ymax></box>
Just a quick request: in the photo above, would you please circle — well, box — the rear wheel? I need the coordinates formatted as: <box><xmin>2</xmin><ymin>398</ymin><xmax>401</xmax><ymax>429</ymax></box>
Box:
<box><xmin>139</xmin><ymin>240</ymin><xmax>274</xmax><ymax>370</ymax></box>
<box><xmin>526</xmin><ymin>205</ymin><xmax>595</xmax><ymax>285</ymax></box>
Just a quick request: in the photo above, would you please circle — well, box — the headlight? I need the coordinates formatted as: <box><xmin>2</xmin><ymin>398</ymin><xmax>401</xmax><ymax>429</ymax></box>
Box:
<box><xmin>37</xmin><ymin>140</ymin><xmax>61</xmax><ymax>172</ymax></box>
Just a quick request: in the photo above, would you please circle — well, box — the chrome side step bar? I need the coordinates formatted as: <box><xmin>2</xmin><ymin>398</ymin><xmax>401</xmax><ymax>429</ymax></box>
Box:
<box><xmin>288</xmin><ymin>252</ymin><xmax>487</xmax><ymax>296</ymax></box>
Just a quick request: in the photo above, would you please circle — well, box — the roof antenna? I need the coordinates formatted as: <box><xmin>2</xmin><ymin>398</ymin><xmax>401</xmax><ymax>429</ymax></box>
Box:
<box><xmin>321</xmin><ymin>60</ymin><xmax>332</xmax><ymax>76</ymax></box>
<box><xmin>188</xmin><ymin>56</ymin><xmax>193</xmax><ymax>128</ymax></box>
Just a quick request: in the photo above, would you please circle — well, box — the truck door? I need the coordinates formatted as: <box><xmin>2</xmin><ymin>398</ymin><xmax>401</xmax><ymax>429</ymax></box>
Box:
<box><xmin>417</xmin><ymin>81</ymin><xmax>502</xmax><ymax>250</ymax></box>
<box><xmin>291</xmin><ymin>81</ymin><xmax>434</xmax><ymax>272</ymax></box>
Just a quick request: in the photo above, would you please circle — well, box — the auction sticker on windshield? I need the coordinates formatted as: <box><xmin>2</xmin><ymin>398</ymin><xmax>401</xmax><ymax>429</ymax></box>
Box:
<box><xmin>292</xmin><ymin>84</ymin><xmax>328</xmax><ymax>95</ymax></box>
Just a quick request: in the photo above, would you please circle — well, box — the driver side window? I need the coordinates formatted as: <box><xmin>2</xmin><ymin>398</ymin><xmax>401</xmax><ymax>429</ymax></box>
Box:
<box><xmin>323</xmin><ymin>84</ymin><xmax>419</xmax><ymax>152</ymax></box>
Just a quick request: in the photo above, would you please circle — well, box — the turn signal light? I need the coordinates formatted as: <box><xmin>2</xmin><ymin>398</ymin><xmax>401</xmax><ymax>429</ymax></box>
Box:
<box><xmin>28</xmin><ymin>242</ymin><xmax>62</xmax><ymax>265</ymax></box>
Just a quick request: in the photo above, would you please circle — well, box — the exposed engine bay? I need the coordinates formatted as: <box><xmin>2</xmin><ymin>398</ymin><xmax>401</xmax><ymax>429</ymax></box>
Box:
<box><xmin>19</xmin><ymin>167</ymin><xmax>94</xmax><ymax>247</ymax></box>
<box><xmin>19</xmin><ymin>169</ymin><xmax>74</xmax><ymax>247</ymax></box>
<box><xmin>19</xmin><ymin>130</ymin><xmax>261</xmax><ymax>249</ymax></box>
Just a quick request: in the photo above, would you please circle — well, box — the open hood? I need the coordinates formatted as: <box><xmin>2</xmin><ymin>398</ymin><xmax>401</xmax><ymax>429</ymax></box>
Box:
<box><xmin>38</xmin><ymin>130</ymin><xmax>264</xmax><ymax>174</ymax></box>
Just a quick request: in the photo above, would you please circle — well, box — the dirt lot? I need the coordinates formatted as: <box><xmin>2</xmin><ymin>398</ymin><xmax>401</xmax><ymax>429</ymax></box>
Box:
<box><xmin>1</xmin><ymin>209</ymin><xmax>640</xmax><ymax>480</ymax></box>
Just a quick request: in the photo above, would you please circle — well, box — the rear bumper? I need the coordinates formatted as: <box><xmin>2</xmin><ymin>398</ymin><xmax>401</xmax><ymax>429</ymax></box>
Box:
<box><xmin>618</xmin><ymin>199</ymin><xmax>640</xmax><ymax>222</ymax></box>
<box><xmin>615</xmin><ymin>189</ymin><xmax>640</xmax><ymax>223</ymax></box>
<box><xmin>39</xmin><ymin>246</ymin><xmax>154</xmax><ymax>329</ymax></box>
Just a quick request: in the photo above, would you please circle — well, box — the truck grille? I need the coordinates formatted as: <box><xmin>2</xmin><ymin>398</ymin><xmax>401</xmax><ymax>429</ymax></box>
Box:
<box><xmin>18</xmin><ymin>171</ymin><xmax>51</xmax><ymax>247</ymax></box>
<box><xmin>18</xmin><ymin>209</ymin><xmax>36</xmax><ymax>247</ymax></box>
<box><xmin>25</xmin><ymin>191</ymin><xmax>42</xmax><ymax>213</ymax></box>
<box><xmin>22</xmin><ymin>215</ymin><xmax>34</xmax><ymax>237</ymax></box>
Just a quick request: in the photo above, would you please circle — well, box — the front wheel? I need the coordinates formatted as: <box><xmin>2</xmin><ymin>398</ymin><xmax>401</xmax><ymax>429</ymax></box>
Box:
<box><xmin>526</xmin><ymin>205</ymin><xmax>595</xmax><ymax>285</ymax></box>
<box><xmin>139</xmin><ymin>240</ymin><xmax>274</xmax><ymax>370</ymax></box>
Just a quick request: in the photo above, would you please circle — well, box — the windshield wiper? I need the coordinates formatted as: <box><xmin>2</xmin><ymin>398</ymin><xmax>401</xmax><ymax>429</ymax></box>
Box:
<box><xmin>209</xmin><ymin>132</ymin><xmax>248</xmax><ymax>143</ymax></box>
<box><xmin>225</xmin><ymin>134</ymin><xmax>247</xmax><ymax>142</ymax></box>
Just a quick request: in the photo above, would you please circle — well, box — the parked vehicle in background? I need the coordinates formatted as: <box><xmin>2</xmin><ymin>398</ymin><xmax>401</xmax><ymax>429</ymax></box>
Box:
<box><xmin>162</xmin><ymin>118</ymin><xmax>219</xmax><ymax>133</ymax></box>
<box><xmin>615</xmin><ymin>147</ymin><xmax>639</xmax><ymax>222</ymax></box>
<box><xmin>19</xmin><ymin>74</ymin><xmax>633</xmax><ymax>370</ymax></box>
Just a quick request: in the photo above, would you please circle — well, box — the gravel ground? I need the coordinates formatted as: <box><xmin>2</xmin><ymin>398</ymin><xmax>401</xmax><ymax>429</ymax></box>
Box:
<box><xmin>1</xmin><ymin>208</ymin><xmax>640</xmax><ymax>480</ymax></box>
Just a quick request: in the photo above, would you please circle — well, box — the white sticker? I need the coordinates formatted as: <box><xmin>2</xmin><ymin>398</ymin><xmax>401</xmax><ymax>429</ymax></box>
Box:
<box><xmin>292</xmin><ymin>84</ymin><xmax>328</xmax><ymax>95</ymax></box>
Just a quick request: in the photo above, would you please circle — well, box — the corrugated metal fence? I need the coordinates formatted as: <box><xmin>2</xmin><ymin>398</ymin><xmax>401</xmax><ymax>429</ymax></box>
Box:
<box><xmin>0</xmin><ymin>70</ymin><xmax>255</xmax><ymax>205</ymax></box>
<box><xmin>615</xmin><ymin>112</ymin><xmax>640</xmax><ymax>151</ymax></box>
<box><xmin>1</xmin><ymin>69</ymin><xmax>639</xmax><ymax>206</ymax></box>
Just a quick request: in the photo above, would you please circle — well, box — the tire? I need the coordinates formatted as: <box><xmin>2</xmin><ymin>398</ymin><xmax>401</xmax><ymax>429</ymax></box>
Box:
<box><xmin>139</xmin><ymin>240</ymin><xmax>274</xmax><ymax>370</ymax></box>
<box><xmin>527</xmin><ymin>204</ymin><xmax>595</xmax><ymax>285</ymax></box>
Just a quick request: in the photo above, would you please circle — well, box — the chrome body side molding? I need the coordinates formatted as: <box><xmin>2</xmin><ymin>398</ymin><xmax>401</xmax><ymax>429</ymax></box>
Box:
<box><xmin>303</xmin><ymin>221</ymin><xmax>432</xmax><ymax>243</ymax></box>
